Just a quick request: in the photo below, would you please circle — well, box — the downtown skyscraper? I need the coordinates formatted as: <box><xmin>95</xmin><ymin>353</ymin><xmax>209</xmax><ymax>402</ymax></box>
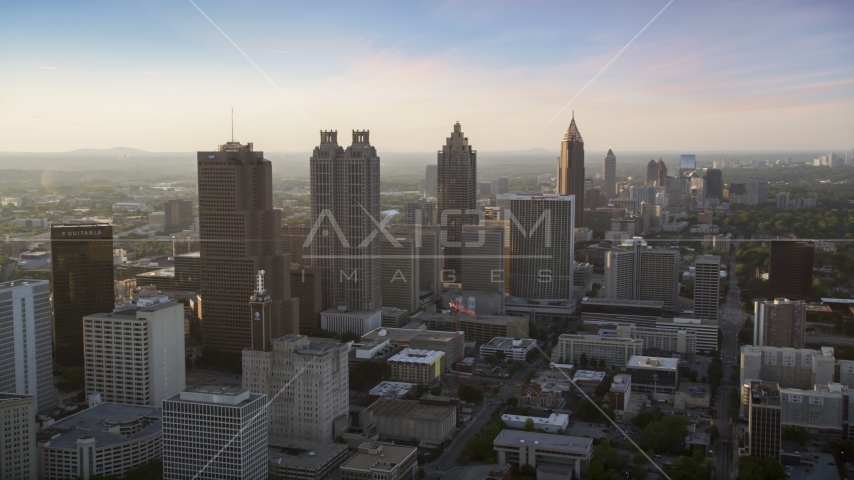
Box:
<box><xmin>437</xmin><ymin>122</ymin><xmax>477</xmax><ymax>279</ymax></box>
<box><xmin>309</xmin><ymin>130</ymin><xmax>381</xmax><ymax>312</ymax></box>
<box><xmin>197</xmin><ymin>141</ymin><xmax>297</xmax><ymax>352</ymax></box>
<box><xmin>603</xmin><ymin>148</ymin><xmax>616</xmax><ymax>201</ymax></box>
<box><xmin>557</xmin><ymin>115</ymin><xmax>585</xmax><ymax>224</ymax></box>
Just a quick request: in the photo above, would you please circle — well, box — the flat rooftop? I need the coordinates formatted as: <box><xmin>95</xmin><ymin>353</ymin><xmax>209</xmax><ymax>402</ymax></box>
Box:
<box><xmin>39</xmin><ymin>403</ymin><xmax>161</xmax><ymax>450</ymax></box>
<box><xmin>268</xmin><ymin>437</ymin><xmax>349</xmax><ymax>470</ymax></box>
<box><xmin>171</xmin><ymin>386</ymin><xmax>262</xmax><ymax>406</ymax></box>
<box><xmin>501</xmin><ymin>412</ymin><xmax>568</xmax><ymax>427</ymax></box>
<box><xmin>365</xmin><ymin>399</ymin><xmax>455</xmax><ymax>422</ymax></box>
<box><xmin>369</xmin><ymin>381</ymin><xmax>417</xmax><ymax>398</ymax></box>
<box><xmin>341</xmin><ymin>443</ymin><xmax>417</xmax><ymax>472</ymax></box>
<box><xmin>0</xmin><ymin>279</ymin><xmax>49</xmax><ymax>291</ymax></box>
<box><xmin>482</xmin><ymin>337</ymin><xmax>536</xmax><ymax>350</ymax></box>
<box><xmin>87</xmin><ymin>299</ymin><xmax>180</xmax><ymax>319</ymax></box>
<box><xmin>493</xmin><ymin>429</ymin><xmax>593</xmax><ymax>454</ymax></box>
<box><xmin>362</xmin><ymin>327</ymin><xmax>461</xmax><ymax>344</ymax></box>
<box><xmin>558</xmin><ymin>334</ymin><xmax>641</xmax><ymax>344</ymax></box>
<box><xmin>627</xmin><ymin>356</ymin><xmax>678</xmax><ymax>371</ymax></box>
<box><xmin>388</xmin><ymin>348</ymin><xmax>444</xmax><ymax>364</ymax></box>
<box><xmin>740</xmin><ymin>345</ymin><xmax>835</xmax><ymax>358</ymax></box>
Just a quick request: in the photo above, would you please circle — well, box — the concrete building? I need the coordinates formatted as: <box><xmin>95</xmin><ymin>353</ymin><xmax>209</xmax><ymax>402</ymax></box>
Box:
<box><xmin>480</xmin><ymin>337</ymin><xmax>537</xmax><ymax>362</ymax></box>
<box><xmin>310</xmin><ymin>130</ymin><xmax>381</xmax><ymax>314</ymax></box>
<box><xmin>747</xmin><ymin>380</ymin><xmax>782</xmax><ymax>460</ymax></box>
<box><xmin>424</xmin><ymin>164</ymin><xmax>438</xmax><ymax>196</ymax></box>
<box><xmin>341</xmin><ymin>443</ymin><xmax>418</xmax><ymax>480</ymax></box>
<box><xmin>405</xmin><ymin>198</ymin><xmax>436</xmax><ymax>225</ymax></box>
<box><xmin>748</xmin><ymin>178</ymin><xmax>768</xmax><ymax>205</ymax></box>
<box><xmin>608</xmin><ymin>374</ymin><xmax>632</xmax><ymax>414</ymax></box>
<box><xmin>361</xmin><ymin>327</ymin><xmax>464</xmax><ymax>371</ymax></box>
<box><xmin>694</xmin><ymin>255</ymin><xmax>721</xmax><ymax>321</ymax></box>
<box><xmin>0</xmin><ymin>393</ymin><xmax>36</xmax><ymax>480</ymax></box>
<box><xmin>461</xmin><ymin>224</ymin><xmax>506</xmax><ymax>312</ymax></box>
<box><xmin>655</xmin><ymin>317</ymin><xmax>719</xmax><ymax>353</ymax></box>
<box><xmin>768</xmin><ymin>241</ymin><xmax>814</xmax><ymax>301</ymax></box>
<box><xmin>604</xmin><ymin>238</ymin><xmax>679</xmax><ymax>312</ymax></box>
<box><xmin>501</xmin><ymin>412</ymin><xmax>568</xmax><ymax>433</ymax></box>
<box><xmin>292</xmin><ymin>264</ymin><xmax>323</xmax><ymax>335</ymax></box>
<box><xmin>417</xmin><ymin>312</ymin><xmax>529</xmax><ymax>344</ymax></box>
<box><xmin>388</xmin><ymin>349</ymin><xmax>445</xmax><ymax>384</ymax></box>
<box><xmin>360</xmin><ymin>399</ymin><xmax>456</xmax><ymax>442</ymax></box>
<box><xmin>626</xmin><ymin>356</ymin><xmax>679</xmax><ymax>394</ymax></box>
<box><xmin>162</xmin><ymin>387</ymin><xmax>267</xmax><ymax>480</ymax></box>
<box><xmin>282</xmin><ymin>224</ymin><xmax>310</xmax><ymax>266</ymax></box>
<box><xmin>508</xmin><ymin>195</ymin><xmax>574</xmax><ymax>302</ymax></box>
<box><xmin>321</xmin><ymin>308</ymin><xmax>382</xmax><ymax>336</ymax></box>
<box><xmin>609</xmin><ymin>323</ymin><xmax>697</xmax><ymax>355</ymax></box>
<box><xmin>556</xmin><ymin>116</ymin><xmax>585</xmax><ymax>226</ymax></box>
<box><xmin>0</xmin><ymin>280</ymin><xmax>55</xmax><ymax>414</ymax></box>
<box><xmin>603</xmin><ymin>148</ymin><xmax>616</xmax><ymax>200</ymax></box>
<box><xmin>779</xmin><ymin>383</ymin><xmax>851</xmax><ymax>439</ymax></box>
<box><xmin>198</xmin><ymin>141</ymin><xmax>297</xmax><ymax>352</ymax></box>
<box><xmin>754</xmin><ymin>298</ymin><xmax>807</xmax><ymax>349</ymax></box>
<box><xmin>390</xmin><ymin>224</ymin><xmax>442</xmax><ymax>304</ymax></box>
<box><xmin>164</xmin><ymin>199</ymin><xmax>193</xmax><ymax>233</ymax></box>
<box><xmin>741</xmin><ymin>345</ymin><xmax>835</xmax><ymax>390</ymax></box>
<box><xmin>243</xmin><ymin>335</ymin><xmax>349</xmax><ymax>442</ymax></box>
<box><xmin>381</xmin><ymin>307</ymin><xmax>411</xmax><ymax>328</ymax></box>
<box><xmin>552</xmin><ymin>334</ymin><xmax>642</xmax><ymax>367</ymax></box>
<box><xmin>573</xmin><ymin>262</ymin><xmax>594</xmax><ymax>295</ymax></box>
<box><xmin>368</xmin><ymin>381</ymin><xmax>418</xmax><ymax>401</ymax></box>
<box><xmin>174</xmin><ymin>251</ymin><xmax>201</xmax><ymax>293</ymax></box>
<box><xmin>493</xmin><ymin>430</ymin><xmax>592</xmax><ymax>479</ymax></box>
<box><xmin>39</xmin><ymin>402</ymin><xmax>161</xmax><ymax>480</ymax></box>
<box><xmin>84</xmin><ymin>298</ymin><xmax>186</xmax><ymax>407</ymax></box>
<box><xmin>437</xmin><ymin>122</ymin><xmax>478</xmax><ymax>278</ymax></box>
<box><xmin>381</xmin><ymin>234</ymin><xmax>420</xmax><ymax>312</ymax></box>
<box><xmin>267</xmin><ymin>439</ymin><xmax>350</xmax><ymax>480</ymax></box>
<box><xmin>50</xmin><ymin>224</ymin><xmax>114</xmax><ymax>367</ymax></box>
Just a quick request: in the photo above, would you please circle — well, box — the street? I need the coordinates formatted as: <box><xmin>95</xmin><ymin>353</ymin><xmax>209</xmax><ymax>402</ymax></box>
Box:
<box><xmin>716</xmin><ymin>257</ymin><xmax>745</xmax><ymax>480</ymax></box>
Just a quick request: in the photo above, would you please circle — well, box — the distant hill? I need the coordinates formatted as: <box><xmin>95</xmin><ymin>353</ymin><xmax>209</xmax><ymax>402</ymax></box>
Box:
<box><xmin>65</xmin><ymin>146</ymin><xmax>153</xmax><ymax>156</ymax></box>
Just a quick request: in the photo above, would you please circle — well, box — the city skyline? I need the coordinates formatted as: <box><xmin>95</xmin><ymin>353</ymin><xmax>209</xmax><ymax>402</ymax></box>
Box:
<box><xmin>2</xmin><ymin>1</ymin><xmax>852</xmax><ymax>152</ymax></box>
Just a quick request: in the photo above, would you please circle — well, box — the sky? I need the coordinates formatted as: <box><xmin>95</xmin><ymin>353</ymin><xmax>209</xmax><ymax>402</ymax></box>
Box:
<box><xmin>1</xmin><ymin>0</ymin><xmax>853</xmax><ymax>153</ymax></box>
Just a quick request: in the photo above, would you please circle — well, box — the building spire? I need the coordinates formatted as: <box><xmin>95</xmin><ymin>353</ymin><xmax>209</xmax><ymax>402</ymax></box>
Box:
<box><xmin>231</xmin><ymin>107</ymin><xmax>234</xmax><ymax>142</ymax></box>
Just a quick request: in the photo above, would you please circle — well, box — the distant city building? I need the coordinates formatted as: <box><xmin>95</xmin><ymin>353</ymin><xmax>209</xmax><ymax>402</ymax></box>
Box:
<box><xmin>741</xmin><ymin>345</ymin><xmax>835</xmax><ymax>390</ymax></box>
<box><xmin>39</xmin><ymin>402</ymin><xmax>161</xmax><ymax>480</ymax></box>
<box><xmin>776</xmin><ymin>192</ymin><xmax>790</xmax><ymax>208</ymax></box>
<box><xmin>747</xmin><ymin>380</ymin><xmax>781</xmax><ymax>461</ymax></box>
<box><xmin>341</xmin><ymin>443</ymin><xmax>418</xmax><ymax>480</ymax></box>
<box><xmin>0</xmin><ymin>393</ymin><xmax>36</xmax><ymax>480</ymax></box>
<box><xmin>405</xmin><ymin>198</ymin><xmax>436</xmax><ymax>225</ymax></box>
<box><xmin>556</xmin><ymin>115</ymin><xmax>585</xmax><ymax>225</ymax></box>
<box><xmin>747</xmin><ymin>178</ymin><xmax>768</xmax><ymax>205</ymax></box>
<box><xmin>501</xmin><ymin>412</ymin><xmax>568</xmax><ymax>433</ymax></box>
<box><xmin>495</xmin><ymin>176</ymin><xmax>510</xmax><ymax>195</ymax></box>
<box><xmin>198</xmin><ymin>141</ymin><xmax>297</xmax><ymax>352</ymax></box>
<box><xmin>310</xmin><ymin>130</ymin><xmax>381</xmax><ymax>314</ymax></box>
<box><xmin>282</xmin><ymin>224</ymin><xmax>310</xmax><ymax>266</ymax></box>
<box><xmin>173</xmin><ymin>251</ymin><xmax>201</xmax><ymax>292</ymax></box>
<box><xmin>84</xmin><ymin>298</ymin><xmax>185</xmax><ymax>407</ymax></box>
<box><xmin>417</xmin><ymin>312</ymin><xmax>529</xmax><ymax>344</ymax></box>
<box><xmin>754</xmin><ymin>298</ymin><xmax>806</xmax><ymax>349</ymax></box>
<box><xmin>268</xmin><ymin>439</ymin><xmax>350</xmax><ymax>480</ymax></box>
<box><xmin>693</xmin><ymin>255</ymin><xmax>721</xmax><ymax>321</ymax></box>
<box><xmin>603</xmin><ymin>149</ymin><xmax>616</xmax><ymax>200</ymax></box>
<box><xmin>679</xmin><ymin>154</ymin><xmax>696</xmax><ymax>171</ymax></box>
<box><xmin>461</xmin><ymin>224</ymin><xmax>506</xmax><ymax>312</ymax></box>
<box><xmin>50</xmin><ymin>224</ymin><xmax>114</xmax><ymax>367</ymax></box>
<box><xmin>479</xmin><ymin>182</ymin><xmax>493</xmax><ymax>195</ymax></box>
<box><xmin>380</xmin><ymin>234</ymin><xmax>420</xmax><ymax>312</ymax></box>
<box><xmin>291</xmin><ymin>264</ymin><xmax>323</xmax><ymax>335</ymax></box>
<box><xmin>604</xmin><ymin>237</ymin><xmax>680</xmax><ymax>312</ymax></box>
<box><xmin>573</xmin><ymin>262</ymin><xmax>594</xmax><ymax>294</ymax></box>
<box><xmin>437</xmin><ymin>122</ymin><xmax>478</xmax><ymax>278</ymax></box>
<box><xmin>163</xmin><ymin>387</ymin><xmax>267</xmax><ymax>480</ymax></box>
<box><xmin>768</xmin><ymin>240</ymin><xmax>814</xmax><ymax>301</ymax></box>
<box><xmin>171</xmin><ymin>229</ymin><xmax>200</xmax><ymax>256</ymax></box>
<box><xmin>164</xmin><ymin>199</ymin><xmax>193</xmax><ymax>233</ymax></box>
<box><xmin>424</xmin><ymin>164</ymin><xmax>438</xmax><ymax>196</ymax></box>
<box><xmin>0</xmin><ymin>280</ymin><xmax>55</xmax><ymax>414</ymax></box>
<box><xmin>656</xmin><ymin>317</ymin><xmax>719</xmax><ymax>352</ymax></box>
<box><xmin>391</xmin><ymin>224</ymin><xmax>442</xmax><ymax>304</ymax></box>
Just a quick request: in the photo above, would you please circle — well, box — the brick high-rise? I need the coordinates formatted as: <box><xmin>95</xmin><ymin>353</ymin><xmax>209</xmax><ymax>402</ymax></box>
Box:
<box><xmin>437</xmin><ymin>122</ymin><xmax>477</xmax><ymax>279</ymax></box>
<box><xmin>197</xmin><ymin>141</ymin><xmax>298</xmax><ymax>352</ymax></box>
<box><xmin>309</xmin><ymin>130</ymin><xmax>381</xmax><ymax>312</ymax></box>
<box><xmin>557</xmin><ymin>115</ymin><xmax>585</xmax><ymax>224</ymax></box>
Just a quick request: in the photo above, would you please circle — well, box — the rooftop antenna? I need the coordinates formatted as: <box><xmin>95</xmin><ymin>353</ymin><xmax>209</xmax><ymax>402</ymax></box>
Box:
<box><xmin>231</xmin><ymin>107</ymin><xmax>234</xmax><ymax>142</ymax></box>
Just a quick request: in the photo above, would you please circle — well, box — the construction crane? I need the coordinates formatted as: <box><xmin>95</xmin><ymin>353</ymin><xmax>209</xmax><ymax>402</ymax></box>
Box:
<box><xmin>448</xmin><ymin>298</ymin><xmax>477</xmax><ymax>378</ymax></box>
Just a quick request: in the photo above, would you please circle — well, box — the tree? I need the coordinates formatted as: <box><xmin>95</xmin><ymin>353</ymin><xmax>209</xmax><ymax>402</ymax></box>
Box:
<box><xmin>640</xmin><ymin>416</ymin><xmax>690</xmax><ymax>454</ymax></box>
<box><xmin>588</xmin><ymin>460</ymin><xmax>606</xmax><ymax>480</ymax></box>
<box><xmin>418</xmin><ymin>469</ymin><xmax>426</xmax><ymax>479</ymax></box>
<box><xmin>507</xmin><ymin>397</ymin><xmax>519</xmax><ymax>406</ymax></box>
<box><xmin>633</xmin><ymin>451</ymin><xmax>646</xmax><ymax>465</ymax></box>
<box><xmin>524</xmin><ymin>418</ymin><xmax>535</xmax><ymax>431</ymax></box>
<box><xmin>494</xmin><ymin>350</ymin><xmax>506</xmax><ymax>361</ymax></box>
<box><xmin>341</xmin><ymin>331</ymin><xmax>361</xmax><ymax>343</ymax></box>
<box><xmin>737</xmin><ymin>456</ymin><xmax>786</xmax><ymax>480</ymax></box>
<box><xmin>526</xmin><ymin>349</ymin><xmax>539</xmax><ymax>362</ymax></box>
<box><xmin>458</xmin><ymin>384</ymin><xmax>484</xmax><ymax>404</ymax></box>
<box><xmin>579</xmin><ymin>353</ymin><xmax>589</xmax><ymax>368</ymax></box>
<box><xmin>782</xmin><ymin>425</ymin><xmax>808</xmax><ymax>445</ymax></box>
<box><xmin>598</xmin><ymin>358</ymin><xmax>606</xmax><ymax>369</ymax></box>
<box><xmin>669</xmin><ymin>448</ymin><xmax>714</xmax><ymax>480</ymax></box>
<box><xmin>430</xmin><ymin>386</ymin><xmax>442</xmax><ymax>396</ymax></box>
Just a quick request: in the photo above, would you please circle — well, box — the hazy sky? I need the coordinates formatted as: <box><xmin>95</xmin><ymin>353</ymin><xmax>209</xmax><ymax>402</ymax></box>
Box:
<box><xmin>2</xmin><ymin>0</ymin><xmax>853</xmax><ymax>153</ymax></box>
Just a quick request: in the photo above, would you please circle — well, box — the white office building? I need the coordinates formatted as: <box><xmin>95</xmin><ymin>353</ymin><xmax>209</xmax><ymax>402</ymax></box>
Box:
<box><xmin>604</xmin><ymin>238</ymin><xmax>679</xmax><ymax>312</ymax></box>
<box><xmin>493</xmin><ymin>430</ymin><xmax>592</xmax><ymax>479</ymax></box>
<box><xmin>0</xmin><ymin>393</ymin><xmax>36</xmax><ymax>480</ymax></box>
<box><xmin>480</xmin><ymin>337</ymin><xmax>537</xmax><ymax>362</ymax></box>
<box><xmin>655</xmin><ymin>317</ymin><xmax>719</xmax><ymax>353</ymax></box>
<box><xmin>552</xmin><ymin>334</ymin><xmax>642</xmax><ymax>368</ymax></box>
<box><xmin>162</xmin><ymin>387</ymin><xmax>267</xmax><ymax>480</ymax></box>
<box><xmin>0</xmin><ymin>280</ymin><xmax>55</xmax><ymax>414</ymax></box>
<box><xmin>243</xmin><ymin>335</ymin><xmax>349</xmax><ymax>442</ymax></box>
<box><xmin>741</xmin><ymin>345</ymin><xmax>835</xmax><ymax>390</ymax></box>
<box><xmin>83</xmin><ymin>297</ymin><xmax>185</xmax><ymax>407</ymax></box>
<box><xmin>500</xmin><ymin>413</ymin><xmax>569</xmax><ymax>433</ymax></box>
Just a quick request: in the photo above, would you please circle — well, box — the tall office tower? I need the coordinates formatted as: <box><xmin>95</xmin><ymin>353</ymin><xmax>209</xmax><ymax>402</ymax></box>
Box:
<box><xmin>51</xmin><ymin>224</ymin><xmax>114</xmax><ymax>367</ymax></box>
<box><xmin>0</xmin><ymin>280</ymin><xmax>55</xmax><ymax>414</ymax></box>
<box><xmin>405</xmin><ymin>198</ymin><xmax>436</xmax><ymax>225</ymax></box>
<box><xmin>603</xmin><ymin>148</ymin><xmax>616</xmax><ymax>200</ymax></box>
<box><xmin>775</xmin><ymin>192</ymin><xmax>790</xmax><ymax>209</ymax></box>
<box><xmin>768</xmin><ymin>240</ymin><xmax>814</xmax><ymax>301</ymax></box>
<box><xmin>705</xmin><ymin>169</ymin><xmax>723</xmax><ymax>200</ymax></box>
<box><xmin>83</xmin><ymin>297</ymin><xmax>185</xmax><ymax>406</ymax></box>
<box><xmin>282</xmin><ymin>224</ymin><xmax>310</xmax><ymax>266</ymax></box>
<box><xmin>243</xmin><ymin>334</ymin><xmax>349</xmax><ymax>441</ymax></box>
<box><xmin>171</xmin><ymin>229</ymin><xmax>200</xmax><ymax>256</ymax></box>
<box><xmin>747</xmin><ymin>380</ymin><xmax>781</xmax><ymax>461</ymax></box>
<box><xmin>163</xmin><ymin>387</ymin><xmax>268</xmax><ymax>480</ymax></box>
<box><xmin>754</xmin><ymin>298</ymin><xmax>806</xmax><ymax>349</ymax></box>
<box><xmin>164</xmin><ymin>199</ymin><xmax>193</xmax><ymax>233</ymax></box>
<box><xmin>437</xmin><ymin>122</ymin><xmax>478</xmax><ymax>278</ymax></box>
<box><xmin>424</xmin><ymin>164</ymin><xmax>438</xmax><ymax>195</ymax></box>
<box><xmin>495</xmin><ymin>176</ymin><xmax>510</xmax><ymax>195</ymax></box>
<box><xmin>310</xmin><ymin>130</ymin><xmax>381</xmax><ymax>312</ymax></box>
<box><xmin>461</xmin><ymin>224</ymin><xmax>506</xmax><ymax>313</ymax></box>
<box><xmin>747</xmin><ymin>177</ymin><xmax>768</xmax><ymax>205</ymax></box>
<box><xmin>729</xmin><ymin>183</ymin><xmax>746</xmax><ymax>196</ymax></box>
<box><xmin>291</xmin><ymin>265</ymin><xmax>322</xmax><ymax>335</ymax></box>
<box><xmin>656</xmin><ymin>159</ymin><xmax>668</xmax><ymax>187</ymax></box>
<box><xmin>380</xmin><ymin>235</ymin><xmax>420</xmax><ymax>312</ymax></box>
<box><xmin>584</xmin><ymin>187</ymin><xmax>603</xmax><ymax>210</ymax></box>
<box><xmin>0</xmin><ymin>393</ymin><xmax>36</xmax><ymax>480</ymax></box>
<box><xmin>604</xmin><ymin>238</ymin><xmax>680</xmax><ymax>312</ymax></box>
<box><xmin>679</xmin><ymin>154</ymin><xmax>696</xmax><ymax>171</ymax></box>
<box><xmin>694</xmin><ymin>255</ymin><xmax>721</xmax><ymax>321</ymax></box>
<box><xmin>391</xmin><ymin>224</ymin><xmax>442</xmax><ymax>302</ymax></box>
<box><xmin>508</xmin><ymin>195</ymin><xmax>574</xmax><ymax>301</ymax></box>
<box><xmin>645</xmin><ymin>159</ymin><xmax>659</xmax><ymax>186</ymax></box>
<box><xmin>629</xmin><ymin>186</ymin><xmax>657</xmax><ymax>206</ymax></box>
<box><xmin>556</xmin><ymin>115</ymin><xmax>585</xmax><ymax>225</ymax></box>
<box><xmin>174</xmin><ymin>251</ymin><xmax>201</xmax><ymax>293</ymax></box>
<box><xmin>198</xmin><ymin>141</ymin><xmax>298</xmax><ymax>352</ymax></box>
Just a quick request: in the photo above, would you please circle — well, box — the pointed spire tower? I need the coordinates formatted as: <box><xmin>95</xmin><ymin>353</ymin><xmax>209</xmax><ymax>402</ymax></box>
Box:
<box><xmin>603</xmin><ymin>148</ymin><xmax>616</xmax><ymax>200</ymax></box>
<box><xmin>250</xmin><ymin>270</ymin><xmax>272</xmax><ymax>351</ymax></box>
<box><xmin>557</xmin><ymin>114</ymin><xmax>585</xmax><ymax>226</ymax></box>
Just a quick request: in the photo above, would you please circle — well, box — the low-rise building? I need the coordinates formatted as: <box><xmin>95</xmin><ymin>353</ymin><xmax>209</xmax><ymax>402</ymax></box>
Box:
<box><xmin>500</xmin><ymin>413</ymin><xmax>568</xmax><ymax>433</ymax></box>
<box><xmin>514</xmin><ymin>382</ymin><xmax>563</xmax><ymax>409</ymax></box>
<box><xmin>572</xmin><ymin>370</ymin><xmax>607</xmax><ymax>387</ymax></box>
<box><xmin>493</xmin><ymin>430</ymin><xmax>592</xmax><ymax>479</ymax></box>
<box><xmin>361</xmin><ymin>327</ymin><xmax>465</xmax><ymax>372</ymax></box>
<box><xmin>321</xmin><ymin>308</ymin><xmax>382</xmax><ymax>336</ymax></box>
<box><xmin>38</xmin><ymin>403</ymin><xmax>161</xmax><ymax>480</ymax></box>
<box><xmin>479</xmin><ymin>337</ymin><xmax>537</xmax><ymax>361</ymax></box>
<box><xmin>416</xmin><ymin>312</ymin><xmax>529</xmax><ymax>344</ymax></box>
<box><xmin>388</xmin><ymin>349</ymin><xmax>445</xmax><ymax>384</ymax></box>
<box><xmin>674</xmin><ymin>382</ymin><xmax>711</xmax><ymax>409</ymax></box>
<box><xmin>552</xmin><ymin>334</ymin><xmax>642</xmax><ymax>368</ymax></box>
<box><xmin>741</xmin><ymin>345</ymin><xmax>835</xmax><ymax>390</ymax></box>
<box><xmin>341</xmin><ymin>443</ymin><xmax>418</xmax><ymax>480</ymax></box>
<box><xmin>626</xmin><ymin>356</ymin><xmax>679</xmax><ymax>394</ymax></box>
<box><xmin>655</xmin><ymin>317</ymin><xmax>719</xmax><ymax>353</ymax></box>
<box><xmin>267</xmin><ymin>438</ymin><xmax>350</xmax><ymax>480</ymax></box>
<box><xmin>360</xmin><ymin>399</ymin><xmax>456</xmax><ymax>443</ymax></box>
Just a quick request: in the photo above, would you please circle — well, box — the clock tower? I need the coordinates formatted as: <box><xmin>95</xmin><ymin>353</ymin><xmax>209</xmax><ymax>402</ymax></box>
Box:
<box><xmin>250</xmin><ymin>270</ymin><xmax>272</xmax><ymax>351</ymax></box>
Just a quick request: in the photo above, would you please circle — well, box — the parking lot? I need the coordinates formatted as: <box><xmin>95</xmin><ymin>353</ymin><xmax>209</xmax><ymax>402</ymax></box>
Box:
<box><xmin>568</xmin><ymin>422</ymin><xmax>610</xmax><ymax>439</ymax></box>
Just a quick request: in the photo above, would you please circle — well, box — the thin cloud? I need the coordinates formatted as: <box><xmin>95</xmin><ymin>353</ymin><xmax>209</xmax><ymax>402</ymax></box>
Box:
<box><xmin>272</xmin><ymin>50</ymin><xmax>288</xmax><ymax>54</ymax></box>
<box><xmin>143</xmin><ymin>72</ymin><xmax>160</xmax><ymax>75</ymax></box>
<box><xmin>38</xmin><ymin>66</ymin><xmax>59</xmax><ymax>70</ymax></box>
